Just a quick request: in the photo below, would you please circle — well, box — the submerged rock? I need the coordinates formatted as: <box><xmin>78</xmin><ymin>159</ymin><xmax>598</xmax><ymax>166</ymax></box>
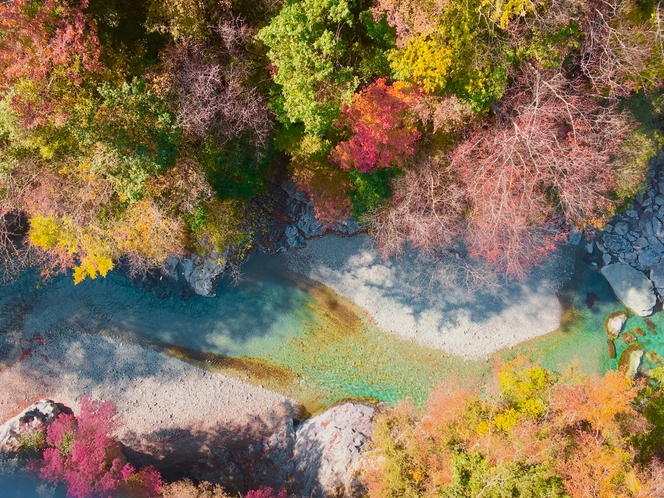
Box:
<box><xmin>607</xmin><ymin>339</ymin><xmax>617</xmax><ymax>359</ymax></box>
<box><xmin>621</xmin><ymin>331</ymin><xmax>637</xmax><ymax>344</ymax></box>
<box><xmin>586</xmin><ymin>292</ymin><xmax>600</xmax><ymax>309</ymax></box>
<box><xmin>645</xmin><ymin>317</ymin><xmax>657</xmax><ymax>333</ymax></box>
<box><xmin>646</xmin><ymin>350</ymin><xmax>664</xmax><ymax>365</ymax></box>
<box><xmin>600</xmin><ymin>263</ymin><xmax>656</xmax><ymax>316</ymax></box>
<box><xmin>604</xmin><ymin>311</ymin><xmax>628</xmax><ymax>339</ymax></box>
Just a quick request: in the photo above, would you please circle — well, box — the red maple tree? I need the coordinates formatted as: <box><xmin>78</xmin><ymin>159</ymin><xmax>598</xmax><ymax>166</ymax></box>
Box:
<box><xmin>329</xmin><ymin>78</ymin><xmax>421</xmax><ymax>173</ymax></box>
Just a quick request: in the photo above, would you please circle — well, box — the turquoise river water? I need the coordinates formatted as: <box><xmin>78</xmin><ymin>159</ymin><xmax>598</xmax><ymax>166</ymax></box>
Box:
<box><xmin>0</xmin><ymin>244</ymin><xmax>662</xmax><ymax>410</ymax></box>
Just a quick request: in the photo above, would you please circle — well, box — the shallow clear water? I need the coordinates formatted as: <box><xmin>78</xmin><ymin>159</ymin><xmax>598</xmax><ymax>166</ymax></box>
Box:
<box><xmin>0</xmin><ymin>255</ymin><xmax>317</xmax><ymax>359</ymax></box>
<box><xmin>0</xmin><ymin>243</ymin><xmax>657</xmax><ymax>412</ymax></box>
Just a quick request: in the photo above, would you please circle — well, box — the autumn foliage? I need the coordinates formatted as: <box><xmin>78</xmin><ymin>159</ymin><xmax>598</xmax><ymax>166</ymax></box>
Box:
<box><xmin>0</xmin><ymin>0</ymin><xmax>103</xmax><ymax>129</ymax></box>
<box><xmin>451</xmin><ymin>70</ymin><xmax>632</xmax><ymax>276</ymax></box>
<box><xmin>366</xmin><ymin>358</ymin><xmax>664</xmax><ymax>497</ymax></box>
<box><xmin>374</xmin><ymin>68</ymin><xmax>642</xmax><ymax>278</ymax></box>
<box><xmin>330</xmin><ymin>78</ymin><xmax>421</xmax><ymax>173</ymax></box>
<box><xmin>38</xmin><ymin>395</ymin><xmax>162</xmax><ymax>498</ymax></box>
<box><xmin>0</xmin><ymin>0</ymin><xmax>662</xmax><ymax>284</ymax></box>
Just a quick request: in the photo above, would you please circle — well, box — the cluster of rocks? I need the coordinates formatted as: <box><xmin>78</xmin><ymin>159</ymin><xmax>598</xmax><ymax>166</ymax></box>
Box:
<box><xmin>258</xmin><ymin>182</ymin><xmax>363</xmax><ymax>255</ymax></box>
<box><xmin>0</xmin><ymin>400</ymin><xmax>375</xmax><ymax>498</ymax></box>
<box><xmin>603</xmin><ymin>311</ymin><xmax>646</xmax><ymax>377</ymax></box>
<box><xmin>589</xmin><ymin>160</ymin><xmax>664</xmax><ymax>315</ymax></box>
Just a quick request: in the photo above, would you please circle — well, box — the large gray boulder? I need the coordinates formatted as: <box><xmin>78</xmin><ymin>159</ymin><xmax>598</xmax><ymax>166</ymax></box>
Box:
<box><xmin>601</xmin><ymin>263</ymin><xmax>657</xmax><ymax>316</ymax></box>
<box><xmin>650</xmin><ymin>261</ymin><xmax>664</xmax><ymax>300</ymax></box>
<box><xmin>181</xmin><ymin>252</ymin><xmax>228</xmax><ymax>297</ymax></box>
<box><xmin>293</xmin><ymin>403</ymin><xmax>374</xmax><ymax>498</ymax></box>
<box><xmin>255</xmin><ymin>403</ymin><xmax>375</xmax><ymax>497</ymax></box>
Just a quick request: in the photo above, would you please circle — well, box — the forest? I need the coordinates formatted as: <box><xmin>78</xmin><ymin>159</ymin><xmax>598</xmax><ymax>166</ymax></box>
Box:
<box><xmin>0</xmin><ymin>0</ymin><xmax>663</xmax><ymax>283</ymax></box>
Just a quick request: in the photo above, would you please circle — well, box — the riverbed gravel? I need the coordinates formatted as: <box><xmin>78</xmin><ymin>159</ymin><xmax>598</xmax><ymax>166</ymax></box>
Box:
<box><xmin>286</xmin><ymin>234</ymin><xmax>575</xmax><ymax>359</ymax></box>
<box><xmin>0</xmin><ymin>328</ymin><xmax>298</xmax><ymax>469</ymax></box>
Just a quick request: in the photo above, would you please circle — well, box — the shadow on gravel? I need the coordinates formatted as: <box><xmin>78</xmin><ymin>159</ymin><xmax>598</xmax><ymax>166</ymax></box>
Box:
<box><xmin>285</xmin><ymin>234</ymin><xmax>578</xmax><ymax>356</ymax></box>
<box><xmin>122</xmin><ymin>398</ymin><xmax>323</xmax><ymax>497</ymax></box>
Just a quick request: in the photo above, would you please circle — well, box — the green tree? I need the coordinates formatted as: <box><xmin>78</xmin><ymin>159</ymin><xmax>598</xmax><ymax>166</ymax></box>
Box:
<box><xmin>258</xmin><ymin>0</ymin><xmax>395</xmax><ymax>138</ymax></box>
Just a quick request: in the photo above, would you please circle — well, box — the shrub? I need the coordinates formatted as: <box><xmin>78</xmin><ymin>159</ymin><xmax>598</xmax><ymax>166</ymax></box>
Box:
<box><xmin>37</xmin><ymin>395</ymin><xmax>162</xmax><ymax>498</ymax></box>
<box><xmin>245</xmin><ymin>488</ymin><xmax>288</xmax><ymax>498</ymax></box>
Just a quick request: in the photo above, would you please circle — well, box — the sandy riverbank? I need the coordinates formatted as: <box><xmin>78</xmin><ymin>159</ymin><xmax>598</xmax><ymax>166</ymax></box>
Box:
<box><xmin>286</xmin><ymin>234</ymin><xmax>576</xmax><ymax>359</ymax></box>
<box><xmin>0</xmin><ymin>328</ymin><xmax>298</xmax><ymax>474</ymax></box>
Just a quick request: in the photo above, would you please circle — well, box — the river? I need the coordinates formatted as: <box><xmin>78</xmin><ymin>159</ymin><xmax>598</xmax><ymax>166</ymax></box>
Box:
<box><xmin>2</xmin><ymin>239</ymin><xmax>660</xmax><ymax>414</ymax></box>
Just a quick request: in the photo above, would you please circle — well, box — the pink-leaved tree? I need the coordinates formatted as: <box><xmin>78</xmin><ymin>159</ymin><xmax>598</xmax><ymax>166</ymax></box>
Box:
<box><xmin>38</xmin><ymin>394</ymin><xmax>162</xmax><ymax>498</ymax></box>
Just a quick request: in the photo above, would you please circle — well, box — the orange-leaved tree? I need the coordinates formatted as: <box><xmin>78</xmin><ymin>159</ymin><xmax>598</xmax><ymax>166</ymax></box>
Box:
<box><xmin>366</xmin><ymin>358</ymin><xmax>664</xmax><ymax>497</ymax></box>
<box><xmin>329</xmin><ymin>78</ymin><xmax>421</xmax><ymax>173</ymax></box>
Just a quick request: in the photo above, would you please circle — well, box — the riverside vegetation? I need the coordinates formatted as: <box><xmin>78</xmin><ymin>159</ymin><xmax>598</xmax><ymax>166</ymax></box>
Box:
<box><xmin>0</xmin><ymin>0</ymin><xmax>662</xmax><ymax>282</ymax></box>
<box><xmin>2</xmin><ymin>0</ymin><xmax>664</xmax><ymax>496</ymax></box>
<box><xmin>7</xmin><ymin>359</ymin><xmax>664</xmax><ymax>497</ymax></box>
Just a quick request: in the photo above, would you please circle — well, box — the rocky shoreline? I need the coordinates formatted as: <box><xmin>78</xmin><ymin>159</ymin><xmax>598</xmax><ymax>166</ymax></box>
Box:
<box><xmin>589</xmin><ymin>153</ymin><xmax>664</xmax><ymax>316</ymax></box>
<box><xmin>137</xmin><ymin>181</ymin><xmax>363</xmax><ymax>300</ymax></box>
<box><xmin>0</xmin><ymin>329</ymin><xmax>374</xmax><ymax>497</ymax></box>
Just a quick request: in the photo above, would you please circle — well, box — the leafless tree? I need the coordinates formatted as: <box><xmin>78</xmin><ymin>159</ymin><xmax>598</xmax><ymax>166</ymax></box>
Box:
<box><xmin>374</xmin><ymin>67</ymin><xmax>640</xmax><ymax>278</ymax></box>
<box><xmin>163</xmin><ymin>17</ymin><xmax>273</xmax><ymax>147</ymax></box>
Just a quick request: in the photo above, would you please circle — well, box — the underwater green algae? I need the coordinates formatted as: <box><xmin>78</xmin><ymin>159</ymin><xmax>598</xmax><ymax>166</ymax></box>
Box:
<box><xmin>93</xmin><ymin>258</ymin><xmax>630</xmax><ymax>416</ymax></box>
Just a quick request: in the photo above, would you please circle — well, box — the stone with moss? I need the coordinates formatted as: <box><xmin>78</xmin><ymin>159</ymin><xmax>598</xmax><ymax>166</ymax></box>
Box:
<box><xmin>621</xmin><ymin>331</ymin><xmax>637</xmax><ymax>344</ymax></box>
<box><xmin>646</xmin><ymin>350</ymin><xmax>664</xmax><ymax>365</ymax></box>
<box><xmin>618</xmin><ymin>344</ymin><xmax>645</xmax><ymax>378</ymax></box>
<box><xmin>604</xmin><ymin>311</ymin><xmax>628</xmax><ymax>338</ymax></box>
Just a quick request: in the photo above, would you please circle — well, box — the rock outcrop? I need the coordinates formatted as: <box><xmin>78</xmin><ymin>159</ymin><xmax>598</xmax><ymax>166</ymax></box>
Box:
<box><xmin>192</xmin><ymin>403</ymin><xmax>375</xmax><ymax>497</ymax></box>
<box><xmin>138</xmin><ymin>252</ymin><xmax>228</xmax><ymax>299</ymax></box>
<box><xmin>0</xmin><ymin>399</ymin><xmax>65</xmax><ymax>456</ymax></box>
<box><xmin>181</xmin><ymin>253</ymin><xmax>228</xmax><ymax>298</ymax></box>
<box><xmin>618</xmin><ymin>344</ymin><xmax>645</xmax><ymax>378</ymax></box>
<box><xmin>649</xmin><ymin>261</ymin><xmax>664</xmax><ymax>300</ymax></box>
<box><xmin>292</xmin><ymin>403</ymin><xmax>374</xmax><ymax>498</ymax></box>
<box><xmin>590</xmin><ymin>154</ymin><xmax>664</xmax><ymax>308</ymax></box>
<box><xmin>141</xmin><ymin>181</ymin><xmax>363</xmax><ymax>299</ymax></box>
<box><xmin>600</xmin><ymin>263</ymin><xmax>657</xmax><ymax>316</ymax></box>
<box><xmin>259</xmin><ymin>182</ymin><xmax>363</xmax><ymax>255</ymax></box>
<box><xmin>0</xmin><ymin>400</ymin><xmax>375</xmax><ymax>497</ymax></box>
<box><xmin>604</xmin><ymin>310</ymin><xmax>628</xmax><ymax>339</ymax></box>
